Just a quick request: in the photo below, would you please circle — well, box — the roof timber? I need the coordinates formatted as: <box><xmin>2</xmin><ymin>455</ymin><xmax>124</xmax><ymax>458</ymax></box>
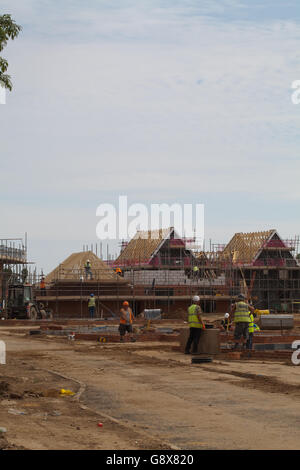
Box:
<box><xmin>222</xmin><ymin>230</ymin><xmax>296</xmax><ymax>265</ymax></box>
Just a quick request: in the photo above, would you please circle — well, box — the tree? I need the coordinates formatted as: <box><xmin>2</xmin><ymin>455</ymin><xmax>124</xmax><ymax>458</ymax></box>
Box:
<box><xmin>0</xmin><ymin>14</ymin><xmax>21</xmax><ymax>91</ymax></box>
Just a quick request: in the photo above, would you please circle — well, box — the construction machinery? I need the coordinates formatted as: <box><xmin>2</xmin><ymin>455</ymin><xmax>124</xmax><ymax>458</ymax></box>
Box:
<box><xmin>5</xmin><ymin>283</ymin><xmax>52</xmax><ymax>320</ymax></box>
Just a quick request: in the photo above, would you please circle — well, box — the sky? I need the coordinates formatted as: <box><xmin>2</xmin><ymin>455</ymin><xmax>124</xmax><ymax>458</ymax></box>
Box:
<box><xmin>1</xmin><ymin>0</ymin><xmax>300</xmax><ymax>273</ymax></box>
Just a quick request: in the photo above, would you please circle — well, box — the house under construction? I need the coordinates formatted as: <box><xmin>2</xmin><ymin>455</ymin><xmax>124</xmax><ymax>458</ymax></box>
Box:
<box><xmin>37</xmin><ymin>251</ymin><xmax>128</xmax><ymax>317</ymax></box>
<box><xmin>220</xmin><ymin>230</ymin><xmax>300</xmax><ymax>311</ymax></box>
<box><xmin>37</xmin><ymin>227</ymin><xmax>300</xmax><ymax>318</ymax></box>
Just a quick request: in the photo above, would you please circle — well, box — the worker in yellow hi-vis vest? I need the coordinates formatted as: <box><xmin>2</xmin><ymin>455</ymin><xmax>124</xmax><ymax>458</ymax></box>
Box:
<box><xmin>246</xmin><ymin>312</ymin><xmax>260</xmax><ymax>351</ymax></box>
<box><xmin>88</xmin><ymin>293</ymin><xmax>96</xmax><ymax>319</ymax></box>
<box><xmin>230</xmin><ymin>294</ymin><xmax>254</xmax><ymax>350</ymax></box>
<box><xmin>84</xmin><ymin>259</ymin><xmax>93</xmax><ymax>280</ymax></box>
<box><xmin>184</xmin><ymin>295</ymin><xmax>205</xmax><ymax>354</ymax></box>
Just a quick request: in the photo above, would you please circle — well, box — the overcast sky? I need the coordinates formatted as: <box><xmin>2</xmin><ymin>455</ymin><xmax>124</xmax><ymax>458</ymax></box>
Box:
<box><xmin>1</xmin><ymin>0</ymin><xmax>300</xmax><ymax>273</ymax></box>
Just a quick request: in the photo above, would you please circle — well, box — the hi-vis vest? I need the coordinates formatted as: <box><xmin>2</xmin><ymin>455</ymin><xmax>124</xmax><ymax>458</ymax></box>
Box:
<box><xmin>120</xmin><ymin>309</ymin><xmax>133</xmax><ymax>325</ymax></box>
<box><xmin>234</xmin><ymin>301</ymin><xmax>250</xmax><ymax>323</ymax></box>
<box><xmin>188</xmin><ymin>304</ymin><xmax>203</xmax><ymax>329</ymax></box>
<box><xmin>88</xmin><ymin>297</ymin><xmax>96</xmax><ymax>307</ymax></box>
<box><xmin>248</xmin><ymin>313</ymin><xmax>254</xmax><ymax>333</ymax></box>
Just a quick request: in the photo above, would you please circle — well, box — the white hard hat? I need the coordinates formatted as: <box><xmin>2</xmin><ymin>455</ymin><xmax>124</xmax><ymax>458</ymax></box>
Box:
<box><xmin>86</xmin><ymin>259</ymin><xmax>90</xmax><ymax>262</ymax></box>
<box><xmin>193</xmin><ymin>295</ymin><xmax>200</xmax><ymax>302</ymax></box>
<box><xmin>224</xmin><ymin>313</ymin><xmax>230</xmax><ymax>318</ymax></box>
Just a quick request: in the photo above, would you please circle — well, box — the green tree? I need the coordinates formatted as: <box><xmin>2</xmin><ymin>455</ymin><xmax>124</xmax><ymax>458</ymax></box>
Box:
<box><xmin>0</xmin><ymin>14</ymin><xmax>21</xmax><ymax>91</ymax></box>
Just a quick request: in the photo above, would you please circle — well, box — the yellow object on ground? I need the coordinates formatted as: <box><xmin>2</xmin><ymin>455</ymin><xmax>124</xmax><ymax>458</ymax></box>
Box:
<box><xmin>254</xmin><ymin>309</ymin><xmax>270</xmax><ymax>316</ymax></box>
<box><xmin>60</xmin><ymin>389</ymin><xmax>75</xmax><ymax>396</ymax></box>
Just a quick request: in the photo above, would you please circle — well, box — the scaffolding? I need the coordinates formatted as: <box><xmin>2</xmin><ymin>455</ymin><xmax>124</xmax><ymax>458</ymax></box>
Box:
<box><xmin>0</xmin><ymin>238</ymin><xmax>27</xmax><ymax>264</ymax></box>
<box><xmin>33</xmin><ymin>231</ymin><xmax>300</xmax><ymax>318</ymax></box>
<box><xmin>0</xmin><ymin>236</ymin><xmax>31</xmax><ymax>309</ymax></box>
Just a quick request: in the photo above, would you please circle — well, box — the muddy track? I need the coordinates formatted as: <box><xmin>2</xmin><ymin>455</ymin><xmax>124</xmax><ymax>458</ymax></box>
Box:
<box><xmin>6</xmin><ymin>332</ymin><xmax>298</xmax><ymax>398</ymax></box>
<box><xmin>87</xmin><ymin>347</ymin><xmax>300</xmax><ymax>398</ymax></box>
<box><xmin>203</xmin><ymin>366</ymin><xmax>300</xmax><ymax>397</ymax></box>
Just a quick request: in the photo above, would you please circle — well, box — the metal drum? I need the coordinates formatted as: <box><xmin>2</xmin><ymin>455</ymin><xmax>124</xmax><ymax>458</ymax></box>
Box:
<box><xmin>144</xmin><ymin>309</ymin><xmax>162</xmax><ymax>320</ymax></box>
<box><xmin>260</xmin><ymin>314</ymin><xmax>294</xmax><ymax>330</ymax></box>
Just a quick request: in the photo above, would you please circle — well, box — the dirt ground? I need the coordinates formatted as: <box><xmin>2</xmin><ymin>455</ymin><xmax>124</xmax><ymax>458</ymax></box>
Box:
<box><xmin>1</xmin><ymin>324</ymin><xmax>300</xmax><ymax>450</ymax></box>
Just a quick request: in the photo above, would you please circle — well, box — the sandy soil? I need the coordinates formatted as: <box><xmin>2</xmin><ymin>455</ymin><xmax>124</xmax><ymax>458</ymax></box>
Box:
<box><xmin>1</xmin><ymin>326</ymin><xmax>300</xmax><ymax>450</ymax></box>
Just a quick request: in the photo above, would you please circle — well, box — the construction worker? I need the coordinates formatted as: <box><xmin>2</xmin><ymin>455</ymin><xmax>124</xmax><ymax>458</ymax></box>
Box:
<box><xmin>84</xmin><ymin>259</ymin><xmax>92</xmax><ymax>280</ymax></box>
<box><xmin>184</xmin><ymin>295</ymin><xmax>205</xmax><ymax>354</ymax></box>
<box><xmin>40</xmin><ymin>277</ymin><xmax>46</xmax><ymax>296</ymax></box>
<box><xmin>192</xmin><ymin>266</ymin><xmax>199</xmax><ymax>279</ymax></box>
<box><xmin>115</xmin><ymin>267</ymin><xmax>123</xmax><ymax>277</ymax></box>
<box><xmin>88</xmin><ymin>293</ymin><xmax>96</xmax><ymax>319</ymax></box>
<box><xmin>246</xmin><ymin>311</ymin><xmax>254</xmax><ymax>351</ymax></box>
<box><xmin>119</xmin><ymin>301</ymin><xmax>135</xmax><ymax>342</ymax></box>
<box><xmin>246</xmin><ymin>312</ymin><xmax>260</xmax><ymax>350</ymax></box>
<box><xmin>230</xmin><ymin>294</ymin><xmax>254</xmax><ymax>350</ymax></box>
<box><xmin>221</xmin><ymin>313</ymin><xmax>232</xmax><ymax>331</ymax></box>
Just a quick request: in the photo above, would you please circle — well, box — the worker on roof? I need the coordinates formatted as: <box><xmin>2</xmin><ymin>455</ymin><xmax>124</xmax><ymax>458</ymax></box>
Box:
<box><xmin>88</xmin><ymin>293</ymin><xmax>96</xmax><ymax>319</ymax></box>
<box><xmin>40</xmin><ymin>276</ymin><xmax>46</xmax><ymax>296</ymax></box>
<box><xmin>230</xmin><ymin>294</ymin><xmax>254</xmax><ymax>350</ymax></box>
<box><xmin>119</xmin><ymin>301</ymin><xmax>135</xmax><ymax>343</ymax></box>
<box><xmin>221</xmin><ymin>312</ymin><xmax>232</xmax><ymax>332</ymax></box>
<box><xmin>184</xmin><ymin>295</ymin><xmax>205</xmax><ymax>354</ymax></box>
<box><xmin>115</xmin><ymin>267</ymin><xmax>123</xmax><ymax>276</ymax></box>
<box><xmin>84</xmin><ymin>259</ymin><xmax>93</xmax><ymax>280</ymax></box>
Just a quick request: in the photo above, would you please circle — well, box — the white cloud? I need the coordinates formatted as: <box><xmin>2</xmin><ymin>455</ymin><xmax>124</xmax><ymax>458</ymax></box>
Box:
<box><xmin>1</xmin><ymin>1</ymin><xmax>300</xmax><ymax>271</ymax></box>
